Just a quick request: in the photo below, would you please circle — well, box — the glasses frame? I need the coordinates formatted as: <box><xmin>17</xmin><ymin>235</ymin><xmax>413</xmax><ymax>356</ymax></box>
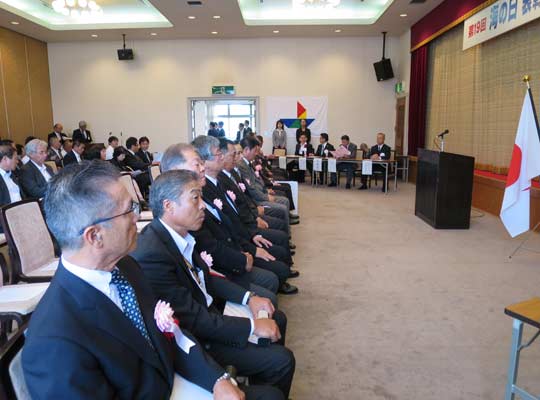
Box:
<box><xmin>78</xmin><ymin>201</ymin><xmax>140</xmax><ymax>235</ymax></box>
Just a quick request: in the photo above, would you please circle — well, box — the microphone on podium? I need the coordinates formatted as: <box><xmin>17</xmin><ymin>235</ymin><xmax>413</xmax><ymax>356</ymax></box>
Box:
<box><xmin>437</xmin><ymin>129</ymin><xmax>450</xmax><ymax>138</ymax></box>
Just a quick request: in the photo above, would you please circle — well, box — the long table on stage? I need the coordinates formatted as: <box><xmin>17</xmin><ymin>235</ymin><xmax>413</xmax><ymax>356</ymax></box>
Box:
<box><xmin>274</xmin><ymin>155</ymin><xmax>399</xmax><ymax>194</ymax></box>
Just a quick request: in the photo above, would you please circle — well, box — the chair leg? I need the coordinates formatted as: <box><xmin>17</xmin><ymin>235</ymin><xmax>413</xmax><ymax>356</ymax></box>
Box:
<box><xmin>505</xmin><ymin>319</ymin><xmax>523</xmax><ymax>400</ymax></box>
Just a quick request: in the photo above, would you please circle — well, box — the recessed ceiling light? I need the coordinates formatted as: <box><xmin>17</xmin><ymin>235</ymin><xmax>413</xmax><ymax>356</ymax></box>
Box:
<box><xmin>400</xmin><ymin>13</ymin><xmax>408</xmax><ymax>17</ymax></box>
<box><xmin>273</xmin><ymin>30</ymin><xmax>279</xmax><ymax>33</ymax></box>
<box><xmin>188</xmin><ymin>16</ymin><xmax>196</xmax><ymax>19</ymax></box>
<box><xmin>334</xmin><ymin>29</ymin><xmax>342</xmax><ymax>33</ymax></box>
<box><xmin>150</xmin><ymin>32</ymin><xmax>157</xmax><ymax>36</ymax></box>
<box><xmin>211</xmin><ymin>31</ymin><xmax>218</xmax><ymax>35</ymax></box>
<box><xmin>213</xmin><ymin>15</ymin><xmax>221</xmax><ymax>19</ymax></box>
<box><xmin>91</xmin><ymin>34</ymin><xmax>98</xmax><ymax>37</ymax></box>
<box><xmin>10</xmin><ymin>21</ymin><xmax>19</xmax><ymax>25</ymax></box>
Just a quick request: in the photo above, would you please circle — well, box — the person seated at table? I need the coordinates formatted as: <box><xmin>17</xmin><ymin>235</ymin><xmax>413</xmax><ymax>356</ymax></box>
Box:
<box><xmin>286</xmin><ymin>134</ymin><xmax>313</xmax><ymax>183</ymax></box>
<box><xmin>359</xmin><ymin>132</ymin><xmax>392</xmax><ymax>191</ymax></box>
<box><xmin>22</xmin><ymin>161</ymin><xmax>281</xmax><ymax>400</ymax></box>
<box><xmin>63</xmin><ymin>140</ymin><xmax>85</xmax><ymax>166</ymax></box>
<box><xmin>328</xmin><ymin>135</ymin><xmax>357</xmax><ymax>189</ymax></box>
<box><xmin>314</xmin><ymin>133</ymin><xmax>335</xmax><ymax>185</ymax></box>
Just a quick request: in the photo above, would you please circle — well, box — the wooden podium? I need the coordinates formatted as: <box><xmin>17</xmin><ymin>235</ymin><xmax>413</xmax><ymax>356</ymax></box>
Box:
<box><xmin>415</xmin><ymin>149</ymin><xmax>475</xmax><ymax>229</ymax></box>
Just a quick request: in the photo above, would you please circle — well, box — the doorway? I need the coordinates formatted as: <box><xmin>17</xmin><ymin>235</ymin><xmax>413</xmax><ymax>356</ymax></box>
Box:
<box><xmin>395</xmin><ymin>96</ymin><xmax>406</xmax><ymax>155</ymax></box>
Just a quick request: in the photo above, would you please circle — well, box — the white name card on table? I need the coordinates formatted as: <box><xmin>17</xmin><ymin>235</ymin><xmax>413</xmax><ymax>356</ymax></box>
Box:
<box><xmin>278</xmin><ymin>156</ymin><xmax>287</xmax><ymax>169</ymax></box>
<box><xmin>313</xmin><ymin>158</ymin><xmax>323</xmax><ymax>172</ymax></box>
<box><xmin>362</xmin><ymin>160</ymin><xmax>373</xmax><ymax>175</ymax></box>
<box><xmin>327</xmin><ymin>158</ymin><xmax>337</xmax><ymax>173</ymax></box>
<box><xmin>298</xmin><ymin>157</ymin><xmax>307</xmax><ymax>171</ymax></box>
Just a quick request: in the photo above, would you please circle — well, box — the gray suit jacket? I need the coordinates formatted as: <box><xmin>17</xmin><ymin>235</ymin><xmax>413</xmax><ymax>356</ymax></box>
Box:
<box><xmin>340</xmin><ymin>142</ymin><xmax>358</xmax><ymax>160</ymax></box>
<box><xmin>272</xmin><ymin>129</ymin><xmax>287</xmax><ymax>149</ymax></box>
<box><xmin>236</xmin><ymin>158</ymin><xmax>269</xmax><ymax>203</ymax></box>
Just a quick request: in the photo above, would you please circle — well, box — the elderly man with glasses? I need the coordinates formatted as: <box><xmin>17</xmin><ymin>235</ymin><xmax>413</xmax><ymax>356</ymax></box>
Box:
<box><xmin>22</xmin><ymin>161</ymin><xmax>283</xmax><ymax>400</ymax></box>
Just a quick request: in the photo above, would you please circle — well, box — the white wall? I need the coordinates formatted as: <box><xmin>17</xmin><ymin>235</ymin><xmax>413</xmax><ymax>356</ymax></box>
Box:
<box><xmin>48</xmin><ymin>36</ymin><xmax>403</xmax><ymax>153</ymax></box>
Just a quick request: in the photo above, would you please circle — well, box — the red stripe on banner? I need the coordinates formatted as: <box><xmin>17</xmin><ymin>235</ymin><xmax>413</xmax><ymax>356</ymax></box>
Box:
<box><xmin>506</xmin><ymin>144</ymin><xmax>522</xmax><ymax>187</ymax></box>
<box><xmin>297</xmin><ymin>102</ymin><xmax>306</xmax><ymax>118</ymax></box>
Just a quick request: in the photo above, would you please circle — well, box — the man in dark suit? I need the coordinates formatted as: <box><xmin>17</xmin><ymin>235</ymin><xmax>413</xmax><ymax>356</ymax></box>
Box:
<box><xmin>23</xmin><ymin>161</ymin><xmax>282</xmax><ymax>400</ymax></box>
<box><xmin>19</xmin><ymin>139</ymin><xmax>54</xmax><ymax>198</ymax></box>
<box><xmin>62</xmin><ymin>140</ymin><xmax>85</xmax><ymax>166</ymax></box>
<box><xmin>329</xmin><ymin>135</ymin><xmax>358</xmax><ymax>189</ymax></box>
<box><xmin>131</xmin><ymin>169</ymin><xmax>295</xmax><ymax>398</ymax></box>
<box><xmin>72</xmin><ymin>120</ymin><xmax>93</xmax><ymax>144</ymax></box>
<box><xmin>236</xmin><ymin>122</ymin><xmax>245</xmax><ymax>143</ymax></box>
<box><xmin>0</xmin><ymin>144</ymin><xmax>23</xmax><ymax>205</ymax></box>
<box><xmin>47</xmin><ymin>123</ymin><xmax>68</xmax><ymax>144</ymax></box>
<box><xmin>125</xmin><ymin>136</ymin><xmax>151</xmax><ymax>196</ymax></box>
<box><xmin>315</xmin><ymin>133</ymin><xmax>335</xmax><ymax>185</ymax></box>
<box><xmin>47</xmin><ymin>136</ymin><xmax>64</xmax><ymax>168</ymax></box>
<box><xmin>360</xmin><ymin>132</ymin><xmax>392</xmax><ymax>191</ymax></box>
<box><xmin>136</xmin><ymin>136</ymin><xmax>154</xmax><ymax>164</ymax></box>
<box><xmin>287</xmin><ymin>133</ymin><xmax>314</xmax><ymax>182</ymax></box>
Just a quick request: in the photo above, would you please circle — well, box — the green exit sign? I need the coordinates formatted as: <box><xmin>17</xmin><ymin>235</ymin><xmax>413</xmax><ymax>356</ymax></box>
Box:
<box><xmin>395</xmin><ymin>82</ymin><xmax>403</xmax><ymax>94</ymax></box>
<box><xmin>212</xmin><ymin>86</ymin><xmax>235</xmax><ymax>95</ymax></box>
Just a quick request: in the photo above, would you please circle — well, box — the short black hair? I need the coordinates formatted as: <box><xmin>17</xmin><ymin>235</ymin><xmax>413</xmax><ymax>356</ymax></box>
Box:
<box><xmin>108</xmin><ymin>136</ymin><xmax>119</xmax><ymax>144</ymax></box>
<box><xmin>320</xmin><ymin>133</ymin><xmax>329</xmax><ymax>142</ymax></box>
<box><xmin>139</xmin><ymin>136</ymin><xmax>149</xmax><ymax>145</ymax></box>
<box><xmin>240</xmin><ymin>136</ymin><xmax>260</xmax><ymax>150</ymax></box>
<box><xmin>0</xmin><ymin>144</ymin><xmax>15</xmax><ymax>160</ymax></box>
<box><xmin>218</xmin><ymin>138</ymin><xmax>233</xmax><ymax>152</ymax></box>
<box><xmin>73</xmin><ymin>140</ymin><xmax>85</xmax><ymax>148</ymax></box>
<box><xmin>84</xmin><ymin>144</ymin><xmax>105</xmax><ymax>161</ymax></box>
<box><xmin>113</xmin><ymin>146</ymin><xmax>127</xmax><ymax>159</ymax></box>
<box><xmin>150</xmin><ymin>170</ymin><xmax>199</xmax><ymax>218</ymax></box>
<box><xmin>0</xmin><ymin>139</ymin><xmax>14</xmax><ymax>146</ymax></box>
<box><xmin>15</xmin><ymin>144</ymin><xmax>24</xmax><ymax>156</ymax></box>
<box><xmin>341</xmin><ymin>135</ymin><xmax>350</xmax><ymax>141</ymax></box>
<box><xmin>126</xmin><ymin>137</ymin><xmax>138</xmax><ymax>149</ymax></box>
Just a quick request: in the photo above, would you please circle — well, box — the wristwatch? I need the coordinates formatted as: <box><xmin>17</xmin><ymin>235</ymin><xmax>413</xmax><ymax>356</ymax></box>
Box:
<box><xmin>216</xmin><ymin>372</ymin><xmax>238</xmax><ymax>387</ymax></box>
<box><xmin>247</xmin><ymin>291</ymin><xmax>256</xmax><ymax>302</ymax></box>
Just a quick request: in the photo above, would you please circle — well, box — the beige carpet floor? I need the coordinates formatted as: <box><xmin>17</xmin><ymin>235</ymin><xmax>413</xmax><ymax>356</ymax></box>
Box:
<box><xmin>279</xmin><ymin>182</ymin><xmax>540</xmax><ymax>400</ymax></box>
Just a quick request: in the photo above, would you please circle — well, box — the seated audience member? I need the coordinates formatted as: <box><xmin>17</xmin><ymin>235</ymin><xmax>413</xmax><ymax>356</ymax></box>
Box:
<box><xmin>21</xmin><ymin>136</ymin><xmax>36</xmax><ymax>165</ymax></box>
<box><xmin>47</xmin><ymin>136</ymin><xmax>64</xmax><ymax>168</ymax></box>
<box><xmin>16</xmin><ymin>144</ymin><xmax>26</xmax><ymax>166</ymax></box>
<box><xmin>0</xmin><ymin>144</ymin><xmax>23</xmax><ymax>219</ymax></box>
<box><xmin>314</xmin><ymin>133</ymin><xmax>335</xmax><ymax>185</ymax></box>
<box><xmin>192</xmin><ymin>136</ymin><xmax>297</xmax><ymax>294</ymax></box>
<box><xmin>105</xmin><ymin>135</ymin><xmax>119</xmax><ymax>160</ymax></box>
<box><xmin>360</xmin><ymin>132</ymin><xmax>392</xmax><ymax>191</ymax></box>
<box><xmin>217</xmin><ymin>121</ymin><xmax>226</xmax><ymax>137</ymax></box>
<box><xmin>84</xmin><ymin>143</ymin><xmax>106</xmax><ymax>161</ymax></box>
<box><xmin>132</xmin><ymin>170</ymin><xmax>295</xmax><ymax>398</ymax></box>
<box><xmin>136</xmin><ymin>136</ymin><xmax>154</xmax><ymax>164</ymax></box>
<box><xmin>61</xmin><ymin>139</ymin><xmax>72</xmax><ymax>158</ymax></box>
<box><xmin>48</xmin><ymin>123</ymin><xmax>68</xmax><ymax>144</ymax></box>
<box><xmin>329</xmin><ymin>135</ymin><xmax>357</xmax><ymax>189</ymax></box>
<box><xmin>111</xmin><ymin>147</ymin><xmax>146</xmax><ymax>204</ymax></box>
<box><xmin>236</xmin><ymin>122</ymin><xmax>245</xmax><ymax>143</ymax></box>
<box><xmin>272</xmin><ymin>120</ymin><xmax>287</xmax><ymax>152</ymax></box>
<box><xmin>72</xmin><ymin>120</ymin><xmax>92</xmax><ymax>144</ymax></box>
<box><xmin>158</xmin><ymin>144</ymin><xmax>282</xmax><ymax>299</ymax></box>
<box><xmin>237</xmin><ymin>137</ymin><xmax>294</xmax><ymax>227</ymax></box>
<box><xmin>125</xmin><ymin>136</ymin><xmax>151</xmax><ymax>197</ymax></box>
<box><xmin>286</xmin><ymin>134</ymin><xmax>314</xmax><ymax>183</ymax></box>
<box><xmin>19</xmin><ymin>139</ymin><xmax>54</xmax><ymax>198</ymax></box>
<box><xmin>207</xmin><ymin>122</ymin><xmax>219</xmax><ymax>138</ymax></box>
<box><xmin>63</xmin><ymin>140</ymin><xmax>85</xmax><ymax>166</ymax></box>
<box><xmin>22</xmin><ymin>161</ymin><xmax>280</xmax><ymax>400</ymax></box>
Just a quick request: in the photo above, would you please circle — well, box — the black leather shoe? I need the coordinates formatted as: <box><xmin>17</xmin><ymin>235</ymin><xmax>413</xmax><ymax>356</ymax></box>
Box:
<box><xmin>289</xmin><ymin>269</ymin><xmax>300</xmax><ymax>278</ymax></box>
<box><xmin>358</xmin><ymin>185</ymin><xmax>367</xmax><ymax>190</ymax></box>
<box><xmin>278</xmin><ymin>282</ymin><xmax>298</xmax><ymax>294</ymax></box>
<box><xmin>346</xmin><ymin>183</ymin><xmax>351</xmax><ymax>189</ymax></box>
<box><xmin>290</xmin><ymin>250</ymin><xmax>296</xmax><ymax>256</ymax></box>
<box><xmin>289</xmin><ymin>242</ymin><xmax>296</xmax><ymax>249</ymax></box>
<box><xmin>289</xmin><ymin>214</ymin><xmax>299</xmax><ymax>220</ymax></box>
<box><xmin>289</xmin><ymin>219</ymin><xmax>299</xmax><ymax>225</ymax></box>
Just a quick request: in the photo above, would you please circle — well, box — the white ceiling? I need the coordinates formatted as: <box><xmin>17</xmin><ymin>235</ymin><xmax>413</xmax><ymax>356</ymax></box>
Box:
<box><xmin>0</xmin><ymin>0</ymin><xmax>445</xmax><ymax>42</ymax></box>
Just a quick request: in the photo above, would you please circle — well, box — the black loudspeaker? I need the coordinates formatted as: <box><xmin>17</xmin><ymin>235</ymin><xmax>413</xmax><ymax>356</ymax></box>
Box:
<box><xmin>117</xmin><ymin>48</ymin><xmax>134</xmax><ymax>60</ymax></box>
<box><xmin>373</xmin><ymin>58</ymin><xmax>394</xmax><ymax>81</ymax></box>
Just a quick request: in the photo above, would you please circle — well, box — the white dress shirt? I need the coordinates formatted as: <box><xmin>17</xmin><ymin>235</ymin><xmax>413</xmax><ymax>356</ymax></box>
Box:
<box><xmin>21</xmin><ymin>155</ymin><xmax>30</xmax><ymax>165</ymax></box>
<box><xmin>31</xmin><ymin>160</ymin><xmax>51</xmax><ymax>182</ymax></box>
<box><xmin>0</xmin><ymin>168</ymin><xmax>21</xmax><ymax>203</ymax></box>
<box><xmin>204</xmin><ymin>200</ymin><xmax>221</xmax><ymax>221</ymax></box>
<box><xmin>299</xmin><ymin>144</ymin><xmax>307</xmax><ymax>155</ymax></box>
<box><xmin>62</xmin><ymin>256</ymin><xmax>123</xmax><ymax>311</ymax></box>
<box><xmin>206</xmin><ymin>174</ymin><xmax>238</xmax><ymax>214</ymax></box>
<box><xmin>160</xmin><ymin>219</ymin><xmax>214</xmax><ymax>307</ymax></box>
<box><xmin>74</xmin><ymin>151</ymin><xmax>82</xmax><ymax>163</ymax></box>
<box><xmin>105</xmin><ymin>145</ymin><xmax>115</xmax><ymax>161</ymax></box>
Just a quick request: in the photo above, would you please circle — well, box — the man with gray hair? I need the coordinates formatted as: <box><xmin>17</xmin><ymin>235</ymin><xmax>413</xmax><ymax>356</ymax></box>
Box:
<box><xmin>73</xmin><ymin>120</ymin><xmax>93</xmax><ymax>144</ymax></box>
<box><xmin>19</xmin><ymin>139</ymin><xmax>54</xmax><ymax>198</ymax></box>
<box><xmin>23</xmin><ymin>161</ymin><xmax>280</xmax><ymax>400</ymax></box>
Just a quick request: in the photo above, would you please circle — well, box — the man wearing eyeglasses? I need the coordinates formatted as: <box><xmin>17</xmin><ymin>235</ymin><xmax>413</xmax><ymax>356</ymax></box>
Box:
<box><xmin>22</xmin><ymin>161</ymin><xmax>283</xmax><ymax>400</ymax></box>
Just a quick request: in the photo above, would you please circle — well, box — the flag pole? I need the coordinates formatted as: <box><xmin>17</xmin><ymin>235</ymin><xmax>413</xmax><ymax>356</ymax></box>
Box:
<box><xmin>523</xmin><ymin>75</ymin><xmax>540</xmax><ymax>142</ymax></box>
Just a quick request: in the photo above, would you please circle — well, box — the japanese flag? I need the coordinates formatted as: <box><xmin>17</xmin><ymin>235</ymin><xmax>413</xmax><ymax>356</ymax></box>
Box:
<box><xmin>500</xmin><ymin>90</ymin><xmax>540</xmax><ymax>237</ymax></box>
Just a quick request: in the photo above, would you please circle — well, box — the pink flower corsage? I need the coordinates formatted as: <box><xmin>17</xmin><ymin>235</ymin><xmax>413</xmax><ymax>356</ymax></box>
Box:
<box><xmin>255</xmin><ymin>164</ymin><xmax>263</xmax><ymax>171</ymax></box>
<box><xmin>213</xmin><ymin>198</ymin><xmax>223</xmax><ymax>210</ymax></box>
<box><xmin>154</xmin><ymin>300</ymin><xmax>178</xmax><ymax>339</ymax></box>
<box><xmin>239</xmin><ymin>183</ymin><xmax>246</xmax><ymax>192</ymax></box>
<box><xmin>200</xmin><ymin>251</ymin><xmax>226</xmax><ymax>278</ymax></box>
<box><xmin>226</xmin><ymin>190</ymin><xmax>236</xmax><ymax>202</ymax></box>
<box><xmin>255</xmin><ymin>171</ymin><xmax>260</xmax><ymax>178</ymax></box>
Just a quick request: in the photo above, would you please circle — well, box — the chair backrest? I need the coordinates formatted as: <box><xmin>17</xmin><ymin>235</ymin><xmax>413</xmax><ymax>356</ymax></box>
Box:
<box><xmin>390</xmin><ymin>150</ymin><xmax>396</xmax><ymax>161</ymax></box>
<box><xmin>44</xmin><ymin>161</ymin><xmax>58</xmax><ymax>174</ymax></box>
<box><xmin>9</xmin><ymin>349</ymin><xmax>30</xmax><ymax>400</ymax></box>
<box><xmin>149</xmin><ymin>165</ymin><xmax>161</xmax><ymax>183</ymax></box>
<box><xmin>0</xmin><ymin>200</ymin><xmax>55</xmax><ymax>280</ymax></box>
<box><xmin>119</xmin><ymin>174</ymin><xmax>139</xmax><ymax>202</ymax></box>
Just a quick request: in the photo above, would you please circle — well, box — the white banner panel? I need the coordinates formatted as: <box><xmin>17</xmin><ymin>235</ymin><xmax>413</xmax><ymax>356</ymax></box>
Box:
<box><xmin>278</xmin><ymin>156</ymin><xmax>286</xmax><ymax>169</ymax></box>
<box><xmin>313</xmin><ymin>158</ymin><xmax>323</xmax><ymax>172</ymax></box>
<box><xmin>298</xmin><ymin>157</ymin><xmax>307</xmax><ymax>171</ymax></box>
<box><xmin>463</xmin><ymin>0</ymin><xmax>540</xmax><ymax>50</ymax></box>
<box><xmin>327</xmin><ymin>158</ymin><xmax>337</xmax><ymax>173</ymax></box>
<box><xmin>265</xmin><ymin>96</ymin><xmax>328</xmax><ymax>155</ymax></box>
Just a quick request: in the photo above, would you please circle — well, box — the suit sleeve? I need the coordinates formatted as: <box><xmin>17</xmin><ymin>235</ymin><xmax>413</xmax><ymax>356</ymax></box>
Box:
<box><xmin>19</xmin><ymin>168</ymin><xmax>45</xmax><ymax>199</ymax></box>
<box><xmin>23</xmin><ymin>337</ymin><xmax>115</xmax><ymax>400</ymax></box>
<box><xmin>138</xmin><ymin>253</ymin><xmax>251</xmax><ymax>347</ymax></box>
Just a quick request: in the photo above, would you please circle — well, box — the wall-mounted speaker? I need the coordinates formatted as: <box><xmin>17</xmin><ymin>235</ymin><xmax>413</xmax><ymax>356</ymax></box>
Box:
<box><xmin>117</xmin><ymin>48</ymin><xmax>134</xmax><ymax>61</ymax></box>
<box><xmin>373</xmin><ymin>58</ymin><xmax>394</xmax><ymax>81</ymax></box>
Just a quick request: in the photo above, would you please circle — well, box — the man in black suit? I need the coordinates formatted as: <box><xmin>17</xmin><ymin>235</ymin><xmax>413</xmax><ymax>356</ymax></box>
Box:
<box><xmin>360</xmin><ymin>132</ymin><xmax>392</xmax><ymax>191</ymax></box>
<box><xmin>47</xmin><ymin>136</ymin><xmax>64</xmax><ymax>168</ymax></box>
<box><xmin>236</xmin><ymin>122</ymin><xmax>245</xmax><ymax>143</ymax></box>
<box><xmin>0</xmin><ymin>144</ymin><xmax>23</xmax><ymax>207</ymax></box>
<box><xmin>19</xmin><ymin>139</ymin><xmax>54</xmax><ymax>198</ymax></box>
<box><xmin>62</xmin><ymin>140</ymin><xmax>85</xmax><ymax>166</ymax></box>
<box><xmin>125</xmin><ymin>136</ymin><xmax>151</xmax><ymax>196</ymax></box>
<box><xmin>131</xmin><ymin>170</ymin><xmax>295</xmax><ymax>398</ymax></box>
<box><xmin>47</xmin><ymin>123</ymin><xmax>68</xmax><ymax>144</ymax></box>
<box><xmin>314</xmin><ymin>133</ymin><xmax>335</xmax><ymax>185</ymax></box>
<box><xmin>72</xmin><ymin>120</ymin><xmax>93</xmax><ymax>144</ymax></box>
<box><xmin>287</xmin><ymin>134</ymin><xmax>314</xmax><ymax>182</ymax></box>
<box><xmin>136</xmin><ymin>136</ymin><xmax>154</xmax><ymax>164</ymax></box>
<box><xmin>23</xmin><ymin>161</ymin><xmax>282</xmax><ymax>400</ymax></box>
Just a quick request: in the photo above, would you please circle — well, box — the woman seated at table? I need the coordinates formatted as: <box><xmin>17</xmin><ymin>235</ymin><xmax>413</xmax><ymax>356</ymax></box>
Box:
<box><xmin>287</xmin><ymin>134</ymin><xmax>314</xmax><ymax>182</ymax></box>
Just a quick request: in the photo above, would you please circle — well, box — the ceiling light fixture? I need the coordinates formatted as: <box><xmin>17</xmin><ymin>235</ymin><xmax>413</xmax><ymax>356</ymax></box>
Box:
<box><xmin>213</xmin><ymin>15</ymin><xmax>221</xmax><ymax>19</ymax></box>
<box><xmin>188</xmin><ymin>15</ymin><xmax>196</xmax><ymax>19</ymax></box>
<box><xmin>211</xmin><ymin>31</ymin><xmax>218</xmax><ymax>34</ymax></box>
<box><xmin>91</xmin><ymin>34</ymin><xmax>98</xmax><ymax>37</ymax></box>
<box><xmin>400</xmin><ymin>13</ymin><xmax>407</xmax><ymax>17</ymax></box>
<box><xmin>334</xmin><ymin>29</ymin><xmax>342</xmax><ymax>33</ymax></box>
<box><xmin>52</xmin><ymin>0</ymin><xmax>103</xmax><ymax>19</ymax></box>
<box><xmin>10</xmin><ymin>21</ymin><xmax>19</xmax><ymax>25</ymax></box>
<box><xmin>273</xmin><ymin>30</ymin><xmax>279</xmax><ymax>33</ymax></box>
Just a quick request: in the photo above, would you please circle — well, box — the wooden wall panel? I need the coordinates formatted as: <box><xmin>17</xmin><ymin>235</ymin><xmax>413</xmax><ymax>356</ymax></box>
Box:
<box><xmin>0</xmin><ymin>48</ymin><xmax>8</xmax><ymax>137</ymax></box>
<box><xmin>0</xmin><ymin>28</ymin><xmax>33</xmax><ymax>144</ymax></box>
<box><xmin>25</xmin><ymin>36</ymin><xmax>53</xmax><ymax>139</ymax></box>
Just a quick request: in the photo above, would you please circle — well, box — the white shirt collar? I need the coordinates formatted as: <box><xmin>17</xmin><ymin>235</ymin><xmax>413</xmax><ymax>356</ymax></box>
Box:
<box><xmin>31</xmin><ymin>159</ymin><xmax>46</xmax><ymax>171</ymax></box>
<box><xmin>242</xmin><ymin>157</ymin><xmax>250</xmax><ymax>166</ymax></box>
<box><xmin>222</xmin><ymin>169</ymin><xmax>232</xmax><ymax>178</ymax></box>
<box><xmin>205</xmin><ymin>174</ymin><xmax>218</xmax><ymax>186</ymax></box>
<box><xmin>62</xmin><ymin>256</ymin><xmax>113</xmax><ymax>299</ymax></box>
<box><xmin>160</xmin><ymin>219</ymin><xmax>195</xmax><ymax>260</ymax></box>
<box><xmin>127</xmin><ymin>149</ymin><xmax>135</xmax><ymax>156</ymax></box>
<box><xmin>0</xmin><ymin>168</ymin><xmax>10</xmax><ymax>178</ymax></box>
<box><xmin>74</xmin><ymin>151</ymin><xmax>81</xmax><ymax>162</ymax></box>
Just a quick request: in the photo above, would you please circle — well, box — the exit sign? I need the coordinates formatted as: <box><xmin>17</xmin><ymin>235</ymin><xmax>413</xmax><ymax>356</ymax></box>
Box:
<box><xmin>212</xmin><ymin>86</ymin><xmax>235</xmax><ymax>95</ymax></box>
<box><xmin>395</xmin><ymin>82</ymin><xmax>403</xmax><ymax>94</ymax></box>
